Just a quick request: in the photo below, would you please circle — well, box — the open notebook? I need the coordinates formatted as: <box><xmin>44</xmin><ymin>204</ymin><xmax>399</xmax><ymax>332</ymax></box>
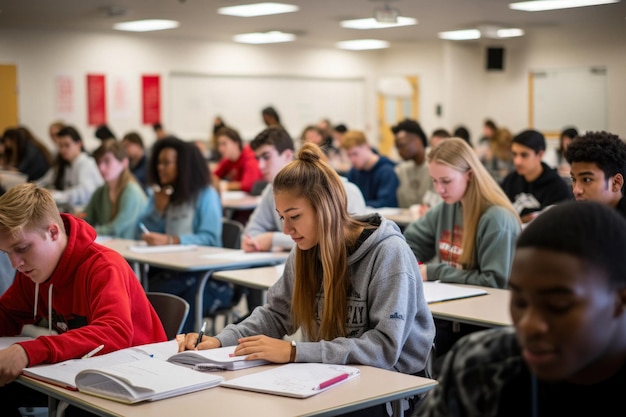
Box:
<box><xmin>221</xmin><ymin>363</ymin><xmax>360</xmax><ymax>398</ymax></box>
<box><xmin>168</xmin><ymin>345</ymin><xmax>269</xmax><ymax>371</ymax></box>
<box><xmin>422</xmin><ymin>281</ymin><xmax>488</xmax><ymax>304</ymax></box>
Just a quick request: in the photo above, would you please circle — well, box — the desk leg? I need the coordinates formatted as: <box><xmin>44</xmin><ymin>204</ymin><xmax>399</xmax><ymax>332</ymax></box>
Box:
<box><xmin>391</xmin><ymin>399</ymin><xmax>404</xmax><ymax>417</ymax></box>
<box><xmin>47</xmin><ymin>396</ymin><xmax>58</xmax><ymax>417</ymax></box>
<box><xmin>195</xmin><ymin>271</ymin><xmax>213</xmax><ymax>331</ymax></box>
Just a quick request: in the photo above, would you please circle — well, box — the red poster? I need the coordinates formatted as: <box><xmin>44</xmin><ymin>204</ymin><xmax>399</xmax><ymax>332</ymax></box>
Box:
<box><xmin>142</xmin><ymin>75</ymin><xmax>161</xmax><ymax>125</ymax></box>
<box><xmin>87</xmin><ymin>74</ymin><xmax>106</xmax><ymax>126</ymax></box>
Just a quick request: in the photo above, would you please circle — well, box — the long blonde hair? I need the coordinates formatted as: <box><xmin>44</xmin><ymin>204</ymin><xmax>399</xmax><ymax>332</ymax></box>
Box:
<box><xmin>93</xmin><ymin>140</ymin><xmax>136</xmax><ymax>220</ymax></box>
<box><xmin>273</xmin><ymin>142</ymin><xmax>366</xmax><ymax>341</ymax></box>
<box><xmin>428</xmin><ymin>138</ymin><xmax>520</xmax><ymax>267</ymax></box>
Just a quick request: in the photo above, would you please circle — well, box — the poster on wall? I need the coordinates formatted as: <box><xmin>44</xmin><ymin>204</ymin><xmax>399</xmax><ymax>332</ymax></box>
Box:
<box><xmin>87</xmin><ymin>74</ymin><xmax>106</xmax><ymax>126</ymax></box>
<box><xmin>54</xmin><ymin>74</ymin><xmax>75</xmax><ymax>119</ymax></box>
<box><xmin>111</xmin><ymin>75</ymin><xmax>131</xmax><ymax>120</ymax></box>
<box><xmin>142</xmin><ymin>74</ymin><xmax>161</xmax><ymax>125</ymax></box>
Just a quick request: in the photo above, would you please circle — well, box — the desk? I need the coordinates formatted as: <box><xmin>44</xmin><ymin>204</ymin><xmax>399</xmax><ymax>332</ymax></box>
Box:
<box><xmin>18</xmin><ymin>365</ymin><xmax>437</xmax><ymax>417</ymax></box>
<box><xmin>374</xmin><ymin>208</ymin><xmax>416</xmax><ymax>231</ymax></box>
<box><xmin>102</xmin><ymin>239</ymin><xmax>287</xmax><ymax>330</ymax></box>
<box><xmin>428</xmin><ymin>285</ymin><xmax>512</xmax><ymax>327</ymax></box>
<box><xmin>221</xmin><ymin>192</ymin><xmax>260</xmax><ymax>220</ymax></box>
<box><xmin>214</xmin><ymin>268</ymin><xmax>512</xmax><ymax>328</ymax></box>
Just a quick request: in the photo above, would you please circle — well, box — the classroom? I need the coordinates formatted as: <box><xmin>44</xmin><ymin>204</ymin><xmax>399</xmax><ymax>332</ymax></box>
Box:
<box><xmin>2</xmin><ymin>1</ymin><xmax>626</xmax><ymax>416</ymax></box>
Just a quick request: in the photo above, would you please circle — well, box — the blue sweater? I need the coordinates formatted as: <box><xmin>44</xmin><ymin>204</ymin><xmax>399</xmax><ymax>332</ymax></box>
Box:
<box><xmin>137</xmin><ymin>186</ymin><xmax>222</xmax><ymax>246</ymax></box>
<box><xmin>347</xmin><ymin>156</ymin><xmax>399</xmax><ymax>208</ymax></box>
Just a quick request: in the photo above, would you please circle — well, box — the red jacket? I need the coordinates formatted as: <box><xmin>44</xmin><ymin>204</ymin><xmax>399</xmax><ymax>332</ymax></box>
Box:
<box><xmin>213</xmin><ymin>145</ymin><xmax>263</xmax><ymax>192</ymax></box>
<box><xmin>0</xmin><ymin>214</ymin><xmax>166</xmax><ymax>366</ymax></box>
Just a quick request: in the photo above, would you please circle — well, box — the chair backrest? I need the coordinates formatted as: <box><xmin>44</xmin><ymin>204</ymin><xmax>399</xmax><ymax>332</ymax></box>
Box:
<box><xmin>146</xmin><ymin>292</ymin><xmax>190</xmax><ymax>340</ymax></box>
<box><xmin>222</xmin><ymin>218</ymin><xmax>245</xmax><ymax>249</ymax></box>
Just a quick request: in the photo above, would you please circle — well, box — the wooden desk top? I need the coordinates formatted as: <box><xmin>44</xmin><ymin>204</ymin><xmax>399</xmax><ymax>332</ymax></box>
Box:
<box><xmin>19</xmin><ymin>365</ymin><xmax>437</xmax><ymax>417</ymax></box>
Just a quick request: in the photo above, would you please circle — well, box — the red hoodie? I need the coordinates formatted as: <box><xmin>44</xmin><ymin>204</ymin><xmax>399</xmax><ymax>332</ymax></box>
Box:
<box><xmin>0</xmin><ymin>214</ymin><xmax>166</xmax><ymax>366</ymax></box>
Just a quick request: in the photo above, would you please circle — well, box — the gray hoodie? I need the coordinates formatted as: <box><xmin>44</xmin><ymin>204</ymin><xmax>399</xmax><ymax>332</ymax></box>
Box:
<box><xmin>217</xmin><ymin>214</ymin><xmax>435</xmax><ymax>375</ymax></box>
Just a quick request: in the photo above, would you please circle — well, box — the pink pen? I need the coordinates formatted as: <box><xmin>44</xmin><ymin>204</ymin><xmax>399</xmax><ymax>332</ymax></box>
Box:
<box><xmin>314</xmin><ymin>373</ymin><xmax>350</xmax><ymax>390</ymax></box>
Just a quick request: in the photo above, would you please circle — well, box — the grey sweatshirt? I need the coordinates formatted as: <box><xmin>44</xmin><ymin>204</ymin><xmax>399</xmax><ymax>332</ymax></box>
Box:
<box><xmin>217</xmin><ymin>214</ymin><xmax>435</xmax><ymax>375</ymax></box>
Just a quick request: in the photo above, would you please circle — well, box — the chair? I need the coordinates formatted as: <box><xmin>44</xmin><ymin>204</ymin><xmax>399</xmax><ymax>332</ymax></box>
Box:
<box><xmin>205</xmin><ymin>218</ymin><xmax>248</xmax><ymax>334</ymax></box>
<box><xmin>146</xmin><ymin>292</ymin><xmax>190</xmax><ymax>340</ymax></box>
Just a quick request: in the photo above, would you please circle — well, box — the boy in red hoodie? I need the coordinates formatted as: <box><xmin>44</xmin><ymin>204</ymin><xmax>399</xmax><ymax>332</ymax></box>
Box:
<box><xmin>0</xmin><ymin>183</ymin><xmax>166</xmax><ymax>416</ymax></box>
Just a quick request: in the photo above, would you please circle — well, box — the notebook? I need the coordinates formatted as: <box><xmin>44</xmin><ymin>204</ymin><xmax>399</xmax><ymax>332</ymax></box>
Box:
<box><xmin>422</xmin><ymin>281</ymin><xmax>488</xmax><ymax>304</ymax></box>
<box><xmin>128</xmin><ymin>244</ymin><xmax>198</xmax><ymax>254</ymax></box>
<box><xmin>74</xmin><ymin>358</ymin><xmax>224</xmax><ymax>404</ymax></box>
<box><xmin>167</xmin><ymin>345</ymin><xmax>269</xmax><ymax>371</ymax></box>
<box><xmin>221</xmin><ymin>363</ymin><xmax>360</xmax><ymax>398</ymax></box>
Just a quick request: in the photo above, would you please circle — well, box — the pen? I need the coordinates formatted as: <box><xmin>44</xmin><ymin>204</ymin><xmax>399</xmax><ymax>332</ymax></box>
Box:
<box><xmin>194</xmin><ymin>321</ymin><xmax>207</xmax><ymax>349</ymax></box>
<box><xmin>82</xmin><ymin>344</ymin><xmax>104</xmax><ymax>359</ymax></box>
<box><xmin>139</xmin><ymin>222</ymin><xmax>150</xmax><ymax>234</ymax></box>
<box><xmin>313</xmin><ymin>372</ymin><xmax>350</xmax><ymax>390</ymax></box>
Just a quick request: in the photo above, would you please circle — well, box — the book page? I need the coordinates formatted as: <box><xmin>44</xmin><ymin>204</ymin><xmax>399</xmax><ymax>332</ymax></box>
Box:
<box><xmin>128</xmin><ymin>244</ymin><xmax>198</xmax><ymax>254</ymax></box>
<box><xmin>221</xmin><ymin>363</ymin><xmax>360</xmax><ymax>398</ymax></box>
<box><xmin>168</xmin><ymin>345</ymin><xmax>269</xmax><ymax>370</ymax></box>
<box><xmin>422</xmin><ymin>281</ymin><xmax>487</xmax><ymax>304</ymax></box>
<box><xmin>199</xmin><ymin>250</ymin><xmax>278</xmax><ymax>261</ymax></box>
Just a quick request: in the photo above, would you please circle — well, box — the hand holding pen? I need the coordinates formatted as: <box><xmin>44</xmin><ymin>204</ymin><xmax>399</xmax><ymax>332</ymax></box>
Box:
<box><xmin>194</xmin><ymin>321</ymin><xmax>207</xmax><ymax>349</ymax></box>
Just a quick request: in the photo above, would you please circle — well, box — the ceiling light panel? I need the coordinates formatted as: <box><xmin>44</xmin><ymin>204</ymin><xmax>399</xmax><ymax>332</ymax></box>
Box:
<box><xmin>509</xmin><ymin>0</ymin><xmax>619</xmax><ymax>12</ymax></box>
<box><xmin>113</xmin><ymin>20</ymin><xmax>179</xmax><ymax>32</ymax></box>
<box><xmin>233</xmin><ymin>31</ymin><xmax>296</xmax><ymax>44</ymax></box>
<box><xmin>340</xmin><ymin>17</ymin><xmax>417</xmax><ymax>29</ymax></box>
<box><xmin>218</xmin><ymin>2</ymin><xmax>299</xmax><ymax>17</ymax></box>
<box><xmin>336</xmin><ymin>39</ymin><xmax>390</xmax><ymax>50</ymax></box>
<box><xmin>438</xmin><ymin>29</ymin><xmax>481</xmax><ymax>40</ymax></box>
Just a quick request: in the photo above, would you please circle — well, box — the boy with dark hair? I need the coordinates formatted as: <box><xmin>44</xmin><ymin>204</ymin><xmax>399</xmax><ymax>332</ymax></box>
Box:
<box><xmin>0</xmin><ymin>183</ymin><xmax>166</xmax><ymax>415</ymax></box>
<box><xmin>564</xmin><ymin>130</ymin><xmax>626</xmax><ymax>217</ymax></box>
<box><xmin>415</xmin><ymin>200</ymin><xmax>626</xmax><ymax>416</ymax></box>
<box><xmin>501</xmin><ymin>129</ymin><xmax>572</xmax><ymax>223</ymax></box>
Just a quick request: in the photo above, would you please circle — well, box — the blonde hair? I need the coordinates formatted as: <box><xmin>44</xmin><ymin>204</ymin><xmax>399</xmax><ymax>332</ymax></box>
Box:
<box><xmin>93</xmin><ymin>140</ymin><xmax>136</xmax><ymax>220</ymax></box>
<box><xmin>273</xmin><ymin>142</ymin><xmax>368</xmax><ymax>341</ymax></box>
<box><xmin>339</xmin><ymin>130</ymin><xmax>368</xmax><ymax>150</ymax></box>
<box><xmin>0</xmin><ymin>183</ymin><xmax>63</xmax><ymax>237</ymax></box>
<box><xmin>427</xmin><ymin>138</ymin><xmax>520</xmax><ymax>267</ymax></box>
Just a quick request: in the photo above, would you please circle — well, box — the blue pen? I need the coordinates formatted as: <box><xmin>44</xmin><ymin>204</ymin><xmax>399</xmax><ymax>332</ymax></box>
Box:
<box><xmin>139</xmin><ymin>222</ymin><xmax>150</xmax><ymax>234</ymax></box>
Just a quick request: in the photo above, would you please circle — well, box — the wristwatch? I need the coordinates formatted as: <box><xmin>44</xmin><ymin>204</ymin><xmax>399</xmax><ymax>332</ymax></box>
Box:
<box><xmin>289</xmin><ymin>340</ymin><xmax>297</xmax><ymax>363</ymax></box>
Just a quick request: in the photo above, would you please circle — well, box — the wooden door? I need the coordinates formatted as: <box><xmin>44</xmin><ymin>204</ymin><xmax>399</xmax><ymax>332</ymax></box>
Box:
<box><xmin>0</xmin><ymin>65</ymin><xmax>18</xmax><ymax>132</ymax></box>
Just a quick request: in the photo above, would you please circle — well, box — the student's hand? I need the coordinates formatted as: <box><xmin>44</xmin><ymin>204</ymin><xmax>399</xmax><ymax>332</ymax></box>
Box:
<box><xmin>177</xmin><ymin>333</ymin><xmax>221</xmax><ymax>352</ymax></box>
<box><xmin>419</xmin><ymin>264</ymin><xmax>428</xmax><ymax>281</ymax></box>
<box><xmin>521</xmin><ymin>211</ymin><xmax>541</xmax><ymax>224</ymax></box>
<box><xmin>142</xmin><ymin>232</ymin><xmax>172</xmax><ymax>246</ymax></box>
<box><xmin>242</xmin><ymin>233</ymin><xmax>272</xmax><ymax>252</ymax></box>
<box><xmin>233</xmin><ymin>335</ymin><xmax>292</xmax><ymax>363</ymax></box>
<box><xmin>0</xmin><ymin>344</ymin><xmax>29</xmax><ymax>386</ymax></box>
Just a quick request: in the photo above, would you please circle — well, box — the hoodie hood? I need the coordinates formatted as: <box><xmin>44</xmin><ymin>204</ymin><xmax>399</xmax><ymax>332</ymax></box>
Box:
<box><xmin>348</xmin><ymin>213</ymin><xmax>404</xmax><ymax>265</ymax></box>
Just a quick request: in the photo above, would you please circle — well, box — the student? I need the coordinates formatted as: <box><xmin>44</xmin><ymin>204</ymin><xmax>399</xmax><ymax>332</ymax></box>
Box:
<box><xmin>392</xmin><ymin>118</ymin><xmax>438</xmax><ymax>209</ymax></box>
<box><xmin>300</xmin><ymin>124</ymin><xmax>338</xmax><ymax>162</ymax></box>
<box><xmin>0</xmin><ymin>183</ymin><xmax>166</xmax><ymax>415</ymax></box>
<box><xmin>261</xmin><ymin>106</ymin><xmax>282</xmax><ymax>128</ymax></box>
<box><xmin>138</xmin><ymin>136</ymin><xmax>224</xmax><ymax>332</ymax></box>
<box><xmin>94</xmin><ymin>123</ymin><xmax>116</xmax><ymax>143</ymax></box>
<box><xmin>404</xmin><ymin>138</ymin><xmax>520</xmax><ymax>365</ymax></box>
<box><xmin>564</xmin><ymin>130</ymin><xmax>626</xmax><ymax>217</ymax></box>
<box><xmin>544</xmin><ymin>126</ymin><xmax>578</xmax><ymax>177</ymax></box>
<box><xmin>501</xmin><ymin>129</ymin><xmax>572</xmax><ymax>223</ymax></box>
<box><xmin>453</xmin><ymin>125</ymin><xmax>472</xmax><ymax>147</ymax></box>
<box><xmin>428</xmin><ymin>128</ymin><xmax>451</xmax><ymax>149</ymax></box>
<box><xmin>1</xmin><ymin>126</ymin><xmax>53</xmax><ymax>181</ymax></box>
<box><xmin>83</xmin><ymin>140</ymin><xmax>147</xmax><ymax>239</ymax></box>
<box><xmin>414</xmin><ymin>201</ymin><xmax>626</xmax><ymax>416</ymax></box>
<box><xmin>121</xmin><ymin>131</ymin><xmax>148</xmax><ymax>189</ymax></box>
<box><xmin>183</xmin><ymin>143</ymin><xmax>435</xmax><ymax>416</ymax></box>
<box><xmin>242</xmin><ymin>126</ymin><xmax>366</xmax><ymax>253</ymax></box>
<box><xmin>37</xmin><ymin>125</ymin><xmax>103</xmax><ymax>207</ymax></box>
<box><xmin>212</xmin><ymin>126</ymin><xmax>263</xmax><ymax>193</ymax></box>
<box><xmin>342</xmin><ymin>130</ymin><xmax>399</xmax><ymax>208</ymax></box>
<box><xmin>152</xmin><ymin>122</ymin><xmax>167</xmax><ymax>141</ymax></box>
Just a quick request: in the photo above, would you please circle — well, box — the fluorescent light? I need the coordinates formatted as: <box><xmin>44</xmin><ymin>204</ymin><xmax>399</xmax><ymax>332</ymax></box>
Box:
<box><xmin>336</xmin><ymin>39</ymin><xmax>390</xmax><ymax>50</ymax></box>
<box><xmin>113</xmin><ymin>19</ymin><xmax>179</xmax><ymax>32</ymax></box>
<box><xmin>233</xmin><ymin>31</ymin><xmax>296</xmax><ymax>44</ymax></box>
<box><xmin>218</xmin><ymin>2</ymin><xmax>299</xmax><ymax>17</ymax></box>
<box><xmin>509</xmin><ymin>0</ymin><xmax>619</xmax><ymax>12</ymax></box>
<box><xmin>438</xmin><ymin>29</ymin><xmax>481</xmax><ymax>40</ymax></box>
<box><xmin>340</xmin><ymin>16</ymin><xmax>417</xmax><ymax>30</ymax></box>
<box><xmin>497</xmin><ymin>28</ymin><xmax>525</xmax><ymax>37</ymax></box>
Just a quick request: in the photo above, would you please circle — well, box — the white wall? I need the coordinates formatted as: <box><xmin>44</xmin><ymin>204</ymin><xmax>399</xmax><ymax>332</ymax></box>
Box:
<box><xmin>1</xmin><ymin>24</ymin><xmax>624</xmax><ymax>155</ymax></box>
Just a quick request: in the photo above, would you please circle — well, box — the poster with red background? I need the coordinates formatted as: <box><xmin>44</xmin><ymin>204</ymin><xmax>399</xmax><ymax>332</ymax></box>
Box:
<box><xmin>142</xmin><ymin>75</ymin><xmax>161</xmax><ymax>125</ymax></box>
<box><xmin>86</xmin><ymin>74</ymin><xmax>106</xmax><ymax>126</ymax></box>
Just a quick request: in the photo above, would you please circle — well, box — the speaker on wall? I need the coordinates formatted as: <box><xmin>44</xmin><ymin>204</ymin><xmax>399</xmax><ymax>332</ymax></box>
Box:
<box><xmin>486</xmin><ymin>47</ymin><xmax>505</xmax><ymax>71</ymax></box>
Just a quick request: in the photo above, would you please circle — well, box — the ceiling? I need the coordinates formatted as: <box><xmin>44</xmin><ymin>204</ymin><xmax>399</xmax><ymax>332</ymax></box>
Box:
<box><xmin>1</xmin><ymin>0</ymin><xmax>624</xmax><ymax>48</ymax></box>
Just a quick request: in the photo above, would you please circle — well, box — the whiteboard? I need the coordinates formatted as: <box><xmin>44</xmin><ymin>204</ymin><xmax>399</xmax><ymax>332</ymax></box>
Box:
<box><xmin>532</xmin><ymin>67</ymin><xmax>607</xmax><ymax>132</ymax></box>
<box><xmin>167</xmin><ymin>73</ymin><xmax>366</xmax><ymax>142</ymax></box>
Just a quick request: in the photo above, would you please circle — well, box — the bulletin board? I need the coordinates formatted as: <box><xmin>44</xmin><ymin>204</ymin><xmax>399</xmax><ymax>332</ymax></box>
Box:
<box><xmin>167</xmin><ymin>72</ymin><xmax>367</xmax><ymax>141</ymax></box>
<box><xmin>530</xmin><ymin>67</ymin><xmax>608</xmax><ymax>134</ymax></box>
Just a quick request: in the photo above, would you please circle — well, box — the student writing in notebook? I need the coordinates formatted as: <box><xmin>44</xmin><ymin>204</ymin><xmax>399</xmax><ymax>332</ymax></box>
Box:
<box><xmin>181</xmin><ymin>143</ymin><xmax>435</xmax><ymax>417</ymax></box>
<box><xmin>414</xmin><ymin>201</ymin><xmax>626</xmax><ymax>416</ymax></box>
<box><xmin>403</xmin><ymin>138</ymin><xmax>521</xmax><ymax>372</ymax></box>
<box><xmin>0</xmin><ymin>183</ymin><xmax>166</xmax><ymax>416</ymax></box>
